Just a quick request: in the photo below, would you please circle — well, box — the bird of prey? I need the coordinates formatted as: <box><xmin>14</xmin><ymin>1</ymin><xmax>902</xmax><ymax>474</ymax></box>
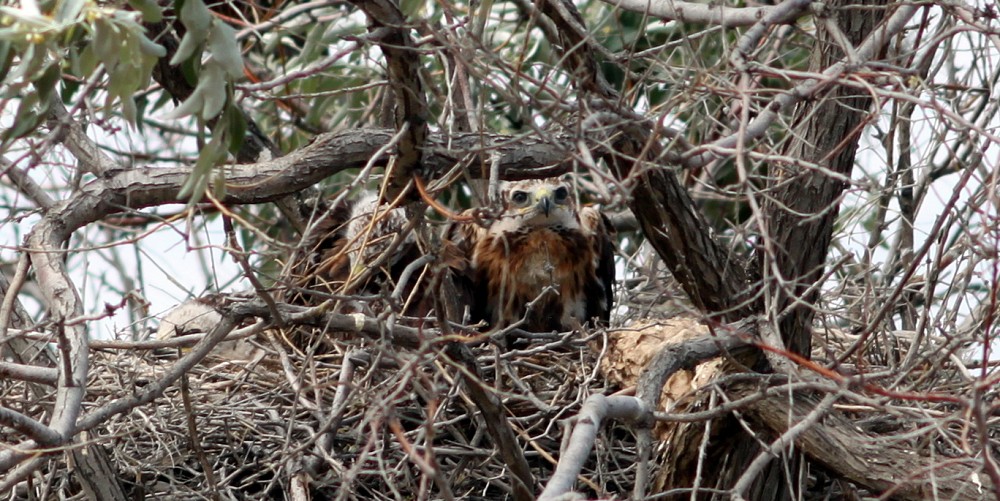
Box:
<box><xmin>287</xmin><ymin>193</ymin><xmax>422</xmax><ymax>312</ymax></box>
<box><xmin>449</xmin><ymin>178</ymin><xmax>615</xmax><ymax>333</ymax></box>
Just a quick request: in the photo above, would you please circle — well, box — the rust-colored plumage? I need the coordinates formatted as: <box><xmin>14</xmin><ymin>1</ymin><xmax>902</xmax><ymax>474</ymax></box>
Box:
<box><xmin>449</xmin><ymin>178</ymin><xmax>615</xmax><ymax>332</ymax></box>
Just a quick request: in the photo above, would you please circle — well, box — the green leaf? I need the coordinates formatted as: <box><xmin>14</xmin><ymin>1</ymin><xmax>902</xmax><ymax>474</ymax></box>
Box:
<box><xmin>170</xmin><ymin>28</ymin><xmax>203</xmax><ymax>65</ymax></box>
<box><xmin>92</xmin><ymin>19</ymin><xmax>120</xmax><ymax>68</ymax></box>
<box><xmin>207</xmin><ymin>20</ymin><xmax>242</xmax><ymax>78</ymax></box>
<box><xmin>2</xmin><ymin>112</ymin><xmax>39</xmax><ymax>147</ymax></box>
<box><xmin>8</xmin><ymin>44</ymin><xmax>42</xmax><ymax>83</ymax></box>
<box><xmin>76</xmin><ymin>43</ymin><xmax>97</xmax><ymax>76</ymax></box>
<box><xmin>0</xmin><ymin>7</ymin><xmax>50</xmax><ymax>28</ymax></box>
<box><xmin>137</xmin><ymin>33</ymin><xmax>166</xmax><ymax>58</ymax></box>
<box><xmin>54</xmin><ymin>0</ymin><xmax>85</xmax><ymax>23</ymax></box>
<box><xmin>180</xmin><ymin>53</ymin><xmax>200</xmax><ymax>85</ymax></box>
<box><xmin>178</xmin><ymin>0</ymin><xmax>211</xmax><ymax>37</ymax></box>
<box><xmin>34</xmin><ymin>62</ymin><xmax>61</xmax><ymax>103</ymax></box>
<box><xmin>133</xmin><ymin>93</ymin><xmax>148</xmax><ymax>132</ymax></box>
<box><xmin>199</xmin><ymin>61</ymin><xmax>227</xmax><ymax>120</ymax></box>
<box><xmin>60</xmin><ymin>72</ymin><xmax>79</xmax><ymax>101</ymax></box>
<box><xmin>2</xmin><ymin>96</ymin><xmax>40</xmax><ymax>145</ymax></box>
<box><xmin>162</xmin><ymin>84</ymin><xmax>204</xmax><ymax>119</ymax></box>
<box><xmin>224</xmin><ymin>104</ymin><xmax>246</xmax><ymax>155</ymax></box>
<box><xmin>127</xmin><ymin>0</ymin><xmax>163</xmax><ymax>22</ymax></box>
<box><xmin>179</xmin><ymin>131</ymin><xmax>227</xmax><ymax>201</ymax></box>
<box><xmin>0</xmin><ymin>40</ymin><xmax>13</xmax><ymax>78</ymax></box>
<box><xmin>121</xmin><ymin>93</ymin><xmax>137</xmax><ymax>124</ymax></box>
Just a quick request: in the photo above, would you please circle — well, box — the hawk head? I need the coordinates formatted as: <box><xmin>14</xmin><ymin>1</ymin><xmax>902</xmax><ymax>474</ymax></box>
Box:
<box><xmin>491</xmin><ymin>178</ymin><xmax>579</xmax><ymax>234</ymax></box>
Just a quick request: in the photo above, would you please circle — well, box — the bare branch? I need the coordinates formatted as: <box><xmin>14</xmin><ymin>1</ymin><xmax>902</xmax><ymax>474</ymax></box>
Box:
<box><xmin>0</xmin><ymin>361</ymin><xmax>58</xmax><ymax>385</ymax></box>
<box><xmin>688</xmin><ymin>2</ymin><xmax>921</xmax><ymax>168</ymax></box>
<box><xmin>0</xmin><ymin>406</ymin><xmax>62</xmax><ymax>446</ymax></box>
<box><xmin>598</xmin><ymin>0</ymin><xmax>792</xmax><ymax>28</ymax></box>
<box><xmin>45</xmin><ymin>97</ymin><xmax>121</xmax><ymax>176</ymax></box>
<box><xmin>1</xmin><ymin>159</ymin><xmax>55</xmax><ymax>209</ymax></box>
<box><xmin>538</xmin><ymin>394</ymin><xmax>651</xmax><ymax>500</ymax></box>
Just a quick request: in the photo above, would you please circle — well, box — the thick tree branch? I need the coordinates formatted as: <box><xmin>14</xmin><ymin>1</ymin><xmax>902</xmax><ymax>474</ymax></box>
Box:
<box><xmin>40</xmin><ymin>129</ymin><xmax>580</xmax><ymax>233</ymax></box>
<box><xmin>0</xmin><ymin>361</ymin><xmax>58</xmax><ymax>384</ymax></box>
<box><xmin>761</xmin><ymin>1</ymin><xmax>904</xmax><ymax>355</ymax></box>
<box><xmin>0</xmin><ymin>407</ymin><xmax>62</xmax><ymax>446</ymax></box>
<box><xmin>636</xmin><ymin>322</ymin><xmax>756</xmax><ymax>407</ymax></box>
<box><xmin>598</xmin><ymin>0</ymin><xmax>795</xmax><ymax>28</ymax></box>
<box><xmin>0</xmin><ymin>234</ymin><xmax>126</xmax><ymax>499</ymax></box>
<box><xmin>347</xmin><ymin>0</ymin><xmax>429</xmax><ymax>199</ymax></box>
<box><xmin>632</xmin><ymin>325</ymin><xmax>992</xmax><ymax>499</ymax></box>
<box><xmin>46</xmin><ymin>98</ymin><xmax>121</xmax><ymax>176</ymax></box>
<box><xmin>742</xmin><ymin>384</ymin><xmax>991</xmax><ymax>500</ymax></box>
<box><xmin>23</xmin><ymin>217</ymin><xmax>89</xmax><ymax>464</ymax></box>
<box><xmin>687</xmin><ymin>3</ymin><xmax>920</xmax><ymax>169</ymax></box>
<box><xmin>538</xmin><ymin>394</ymin><xmax>651</xmax><ymax>500</ymax></box>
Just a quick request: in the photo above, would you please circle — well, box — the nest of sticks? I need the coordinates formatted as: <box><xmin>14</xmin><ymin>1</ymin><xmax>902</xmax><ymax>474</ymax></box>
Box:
<box><xmin>72</xmin><ymin>327</ymin><xmax>635</xmax><ymax>500</ymax></box>
<box><xmin>6</xmin><ymin>203</ymin><xmax>993</xmax><ymax>500</ymax></box>
<box><xmin>6</xmin><ymin>307</ymin><xmax>992</xmax><ymax>500</ymax></box>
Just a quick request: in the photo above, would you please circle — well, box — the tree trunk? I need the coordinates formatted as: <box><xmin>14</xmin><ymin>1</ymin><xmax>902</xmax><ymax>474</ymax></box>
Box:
<box><xmin>764</xmin><ymin>0</ymin><xmax>889</xmax><ymax>357</ymax></box>
<box><xmin>661</xmin><ymin>1</ymin><xmax>890</xmax><ymax>498</ymax></box>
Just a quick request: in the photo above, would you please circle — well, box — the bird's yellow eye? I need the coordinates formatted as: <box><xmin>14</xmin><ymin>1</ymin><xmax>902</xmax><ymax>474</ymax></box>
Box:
<box><xmin>554</xmin><ymin>186</ymin><xmax>569</xmax><ymax>202</ymax></box>
<box><xmin>511</xmin><ymin>191</ymin><xmax>529</xmax><ymax>205</ymax></box>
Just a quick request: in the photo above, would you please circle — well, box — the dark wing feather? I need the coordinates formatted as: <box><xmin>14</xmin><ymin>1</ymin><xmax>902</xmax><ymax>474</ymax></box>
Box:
<box><xmin>441</xmin><ymin>213</ymin><xmax>487</xmax><ymax>325</ymax></box>
<box><xmin>581</xmin><ymin>207</ymin><xmax>616</xmax><ymax>325</ymax></box>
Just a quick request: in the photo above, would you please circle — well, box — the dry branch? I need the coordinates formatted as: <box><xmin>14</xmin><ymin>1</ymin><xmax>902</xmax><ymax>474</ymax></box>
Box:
<box><xmin>538</xmin><ymin>394</ymin><xmax>650</xmax><ymax>500</ymax></box>
<box><xmin>743</xmin><ymin>384</ymin><xmax>991</xmax><ymax>500</ymax></box>
<box><xmin>598</xmin><ymin>0</ymin><xmax>794</xmax><ymax>27</ymax></box>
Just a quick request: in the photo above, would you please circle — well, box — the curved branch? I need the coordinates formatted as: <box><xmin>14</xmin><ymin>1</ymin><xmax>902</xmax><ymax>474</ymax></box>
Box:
<box><xmin>538</xmin><ymin>394</ymin><xmax>651</xmax><ymax>500</ymax></box>
<box><xmin>0</xmin><ymin>406</ymin><xmax>62</xmax><ymax>446</ymax></box>
<box><xmin>598</xmin><ymin>0</ymin><xmax>791</xmax><ymax>28</ymax></box>
<box><xmin>0</xmin><ymin>308</ymin><xmax>239</xmax><ymax>481</ymax></box>
<box><xmin>43</xmin><ymin>129</ymin><xmax>581</xmax><ymax>233</ymax></box>
<box><xmin>24</xmin><ymin>216</ymin><xmax>88</xmax><ymax>458</ymax></box>
<box><xmin>636</xmin><ymin>321</ymin><xmax>756</xmax><ymax>408</ymax></box>
<box><xmin>0</xmin><ymin>361</ymin><xmax>58</xmax><ymax>385</ymax></box>
<box><xmin>741</xmin><ymin>384</ymin><xmax>992</xmax><ymax>500</ymax></box>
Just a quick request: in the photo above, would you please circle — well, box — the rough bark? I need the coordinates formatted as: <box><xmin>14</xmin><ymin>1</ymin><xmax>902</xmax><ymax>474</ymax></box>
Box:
<box><xmin>743</xmin><ymin>383</ymin><xmax>990</xmax><ymax>500</ymax></box>
<box><xmin>529</xmin><ymin>0</ymin><xmax>913</xmax><ymax>498</ymax></box>
<box><xmin>763</xmin><ymin>0</ymin><xmax>889</xmax><ymax>358</ymax></box>
<box><xmin>636</xmin><ymin>328</ymin><xmax>992</xmax><ymax>500</ymax></box>
<box><xmin>689</xmin><ymin>2</ymin><xmax>893</xmax><ymax>498</ymax></box>
<box><xmin>1</xmin><ymin>267</ymin><xmax>127</xmax><ymax>500</ymax></box>
<box><xmin>534</xmin><ymin>0</ymin><xmax>760</xmax><ymax>320</ymax></box>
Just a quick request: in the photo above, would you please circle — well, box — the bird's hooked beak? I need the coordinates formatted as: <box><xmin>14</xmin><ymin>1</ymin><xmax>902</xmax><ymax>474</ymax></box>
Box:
<box><xmin>533</xmin><ymin>188</ymin><xmax>553</xmax><ymax>216</ymax></box>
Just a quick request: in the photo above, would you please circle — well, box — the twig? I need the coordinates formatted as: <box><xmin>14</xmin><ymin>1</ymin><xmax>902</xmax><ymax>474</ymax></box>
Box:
<box><xmin>599</xmin><ymin>0</ymin><xmax>788</xmax><ymax>27</ymax></box>
<box><xmin>444</xmin><ymin>342</ymin><xmax>535</xmax><ymax>501</ymax></box>
<box><xmin>0</xmin><ymin>361</ymin><xmax>58</xmax><ymax>385</ymax></box>
<box><xmin>2</xmin><ymin>159</ymin><xmax>55</xmax><ymax>209</ymax></box>
<box><xmin>730</xmin><ymin>392</ymin><xmax>840</xmax><ymax>499</ymax></box>
<box><xmin>220</xmin><ymin>210</ymin><xmax>284</xmax><ymax>327</ymax></box>
<box><xmin>0</xmin><ymin>253</ymin><xmax>31</xmax><ymax>344</ymax></box>
<box><xmin>180</xmin><ymin>372</ymin><xmax>222</xmax><ymax>501</ymax></box>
